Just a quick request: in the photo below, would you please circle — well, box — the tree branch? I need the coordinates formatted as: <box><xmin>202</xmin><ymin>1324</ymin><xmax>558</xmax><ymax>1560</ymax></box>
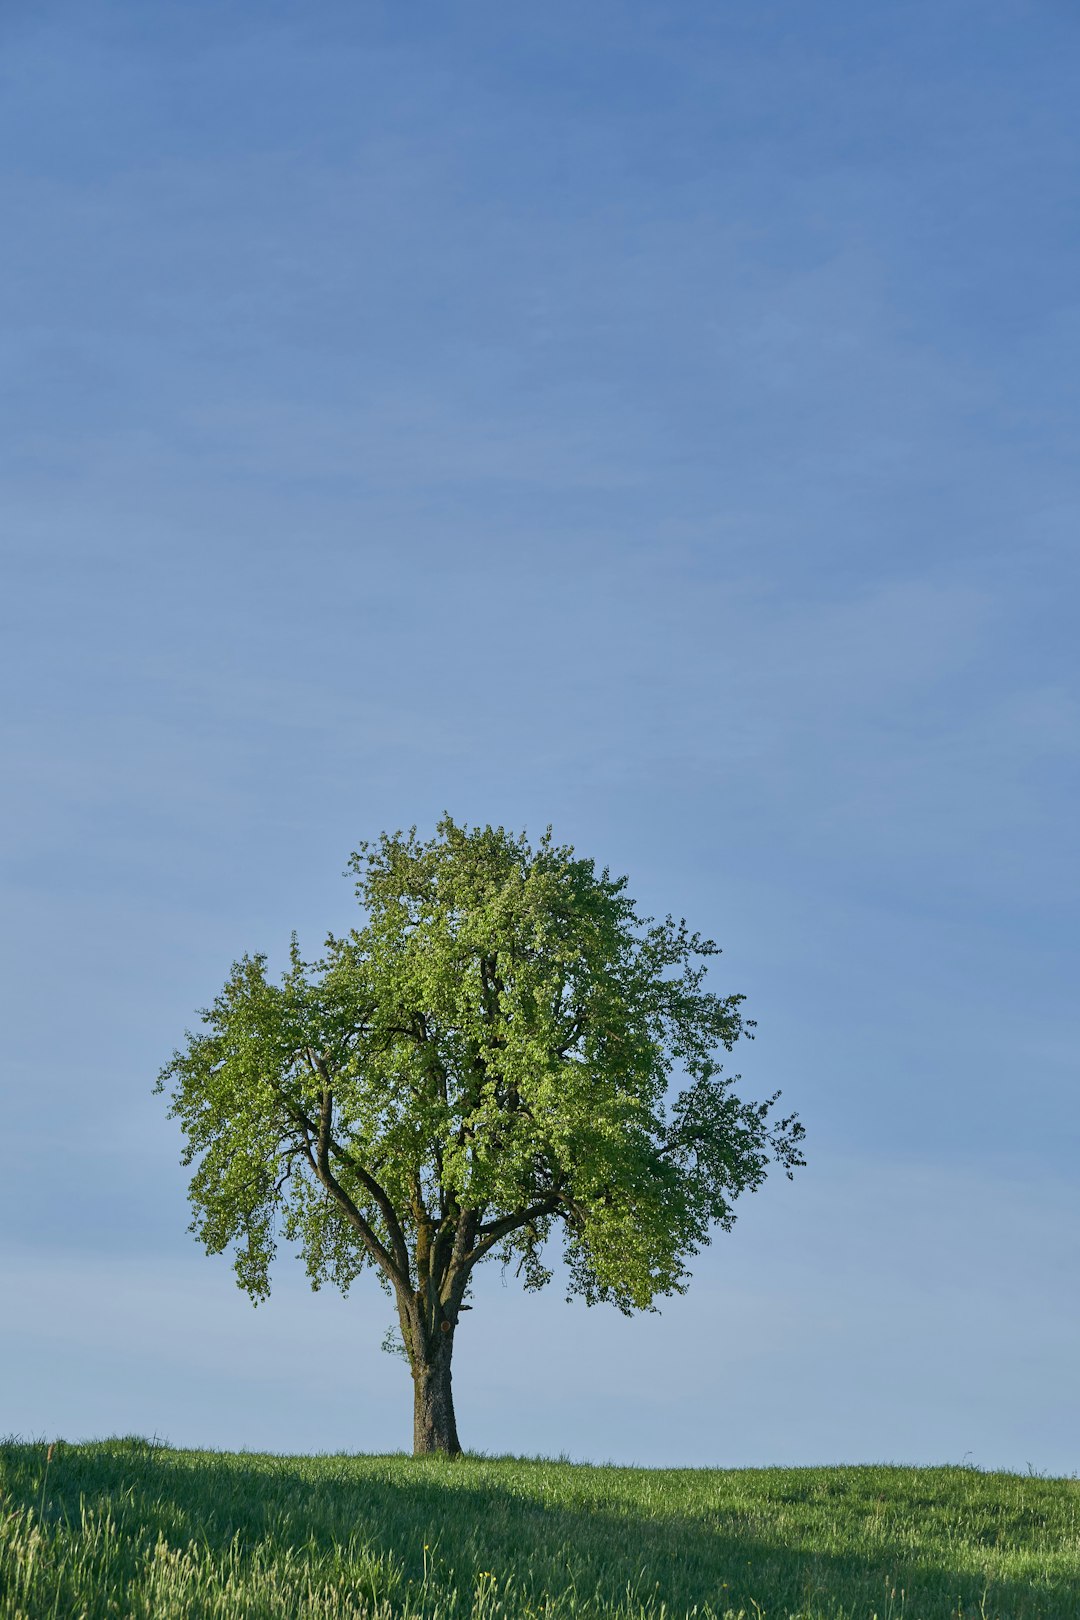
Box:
<box><xmin>304</xmin><ymin>1049</ymin><xmax>414</xmax><ymax>1283</ymax></box>
<box><xmin>466</xmin><ymin>1194</ymin><xmax>562</xmax><ymax>1267</ymax></box>
<box><xmin>287</xmin><ymin>1093</ymin><xmax>410</xmax><ymax>1293</ymax></box>
<box><xmin>325</xmin><ymin>1128</ymin><xmax>413</xmax><ymax>1281</ymax></box>
<box><xmin>442</xmin><ymin>1206</ymin><xmax>478</xmax><ymax>1304</ymax></box>
<box><xmin>555</xmin><ymin>1007</ymin><xmax>587</xmax><ymax>1058</ymax></box>
<box><xmin>273</xmin><ymin>1144</ymin><xmax>306</xmax><ymax>1198</ymax></box>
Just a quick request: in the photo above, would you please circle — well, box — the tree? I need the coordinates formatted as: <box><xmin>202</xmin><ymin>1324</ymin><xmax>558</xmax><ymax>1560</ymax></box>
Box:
<box><xmin>156</xmin><ymin>818</ymin><xmax>805</xmax><ymax>1455</ymax></box>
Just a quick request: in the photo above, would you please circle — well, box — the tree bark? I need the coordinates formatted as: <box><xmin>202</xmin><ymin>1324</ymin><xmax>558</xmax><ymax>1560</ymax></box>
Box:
<box><xmin>412</xmin><ymin>1334</ymin><xmax>461</xmax><ymax>1455</ymax></box>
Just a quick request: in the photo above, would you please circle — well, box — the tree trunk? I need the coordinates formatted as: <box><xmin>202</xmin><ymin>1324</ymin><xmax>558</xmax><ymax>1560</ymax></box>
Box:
<box><xmin>412</xmin><ymin>1334</ymin><xmax>461</xmax><ymax>1455</ymax></box>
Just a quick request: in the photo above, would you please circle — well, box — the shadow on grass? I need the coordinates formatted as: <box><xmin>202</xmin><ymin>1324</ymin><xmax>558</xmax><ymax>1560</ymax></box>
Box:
<box><xmin>1</xmin><ymin>1437</ymin><xmax>1077</xmax><ymax>1619</ymax></box>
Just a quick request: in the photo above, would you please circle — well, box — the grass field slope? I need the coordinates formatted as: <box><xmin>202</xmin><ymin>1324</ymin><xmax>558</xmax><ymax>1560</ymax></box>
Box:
<box><xmin>1</xmin><ymin>1439</ymin><xmax>1077</xmax><ymax>1620</ymax></box>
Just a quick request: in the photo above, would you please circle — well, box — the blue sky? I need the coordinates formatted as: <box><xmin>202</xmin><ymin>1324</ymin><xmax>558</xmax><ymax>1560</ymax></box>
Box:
<box><xmin>3</xmin><ymin>0</ymin><xmax>1078</xmax><ymax>1472</ymax></box>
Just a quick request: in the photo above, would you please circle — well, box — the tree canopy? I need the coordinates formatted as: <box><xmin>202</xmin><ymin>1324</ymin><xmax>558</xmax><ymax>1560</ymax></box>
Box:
<box><xmin>156</xmin><ymin>818</ymin><xmax>805</xmax><ymax>1452</ymax></box>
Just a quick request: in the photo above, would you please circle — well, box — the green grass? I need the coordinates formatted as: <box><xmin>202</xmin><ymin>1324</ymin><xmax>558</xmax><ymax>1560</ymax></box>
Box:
<box><xmin>1</xmin><ymin>1438</ymin><xmax>1077</xmax><ymax>1620</ymax></box>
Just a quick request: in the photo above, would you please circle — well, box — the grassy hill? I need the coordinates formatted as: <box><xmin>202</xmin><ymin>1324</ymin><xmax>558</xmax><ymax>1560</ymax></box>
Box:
<box><xmin>1</xmin><ymin>1438</ymin><xmax>1077</xmax><ymax>1619</ymax></box>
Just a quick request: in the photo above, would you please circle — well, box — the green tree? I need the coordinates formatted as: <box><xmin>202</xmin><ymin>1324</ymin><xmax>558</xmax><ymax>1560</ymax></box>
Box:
<box><xmin>156</xmin><ymin>818</ymin><xmax>805</xmax><ymax>1455</ymax></box>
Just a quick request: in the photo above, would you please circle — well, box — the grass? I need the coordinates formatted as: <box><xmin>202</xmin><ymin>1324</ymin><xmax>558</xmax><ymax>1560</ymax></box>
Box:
<box><xmin>0</xmin><ymin>1438</ymin><xmax>1078</xmax><ymax>1620</ymax></box>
